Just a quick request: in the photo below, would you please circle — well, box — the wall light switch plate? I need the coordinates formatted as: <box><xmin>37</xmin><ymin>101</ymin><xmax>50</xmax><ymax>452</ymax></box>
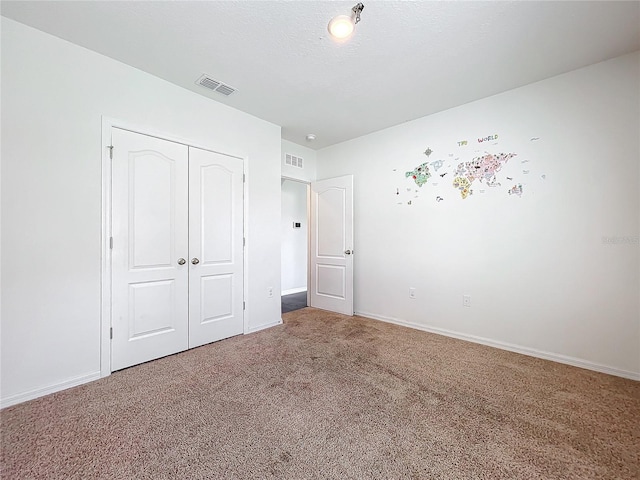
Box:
<box><xmin>463</xmin><ymin>295</ymin><xmax>471</xmax><ymax>307</ymax></box>
<box><xmin>409</xmin><ymin>287</ymin><xmax>416</xmax><ymax>299</ymax></box>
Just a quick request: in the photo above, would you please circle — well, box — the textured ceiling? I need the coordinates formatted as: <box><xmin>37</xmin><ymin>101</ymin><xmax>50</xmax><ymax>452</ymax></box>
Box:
<box><xmin>2</xmin><ymin>1</ymin><xmax>639</xmax><ymax>149</ymax></box>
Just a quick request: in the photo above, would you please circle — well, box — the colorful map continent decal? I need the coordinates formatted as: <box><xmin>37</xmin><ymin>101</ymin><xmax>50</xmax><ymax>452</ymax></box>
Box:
<box><xmin>406</xmin><ymin>162</ymin><xmax>432</xmax><ymax>187</ymax></box>
<box><xmin>452</xmin><ymin>176</ymin><xmax>473</xmax><ymax>199</ymax></box>
<box><xmin>430</xmin><ymin>159</ymin><xmax>444</xmax><ymax>171</ymax></box>
<box><xmin>452</xmin><ymin>152</ymin><xmax>516</xmax><ymax>199</ymax></box>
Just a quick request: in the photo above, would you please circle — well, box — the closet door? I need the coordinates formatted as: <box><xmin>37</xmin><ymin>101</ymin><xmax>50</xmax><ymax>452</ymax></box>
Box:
<box><xmin>188</xmin><ymin>147</ymin><xmax>244</xmax><ymax>348</ymax></box>
<box><xmin>111</xmin><ymin>128</ymin><xmax>189</xmax><ymax>371</ymax></box>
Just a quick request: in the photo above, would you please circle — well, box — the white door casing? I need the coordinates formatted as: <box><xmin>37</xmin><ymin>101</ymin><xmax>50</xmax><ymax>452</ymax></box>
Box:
<box><xmin>111</xmin><ymin>128</ymin><xmax>190</xmax><ymax>371</ymax></box>
<box><xmin>188</xmin><ymin>147</ymin><xmax>244</xmax><ymax>348</ymax></box>
<box><xmin>310</xmin><ymin>175</ymin><xmax>354</xmax><ymax>315</ymax></box>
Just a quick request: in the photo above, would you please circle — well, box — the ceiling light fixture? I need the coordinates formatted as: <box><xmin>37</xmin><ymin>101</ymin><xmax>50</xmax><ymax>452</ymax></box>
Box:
<box><xmin>328</xmin><ymin>3</ymin><xmax>364</xmax><ymax>41</ymax></box>
<box><xmin>306</xmin><ymin>134</ymin><xmax>317</xmax><ymax>142</ymax></box>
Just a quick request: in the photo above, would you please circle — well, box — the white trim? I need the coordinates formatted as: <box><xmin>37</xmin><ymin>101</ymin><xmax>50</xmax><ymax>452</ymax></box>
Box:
<box><xmin>101</xmin><ymin>116</ymin><xmax>248</xmax><ymax>375</ymax></box>
<box><xmin>243</xmin><ymin>155</ymin><xmax>250</xmax><ymax>334</ymax></box>
<box><xmin>1</xmin><ymin>371</ymin><xmax>101</xmax><ymax>409</ymax></box>
<box><xmin>101</xmin><ymin>117</ymin><xmax>247</xmax><ymax>160</ymax></box>
<box><xmin>356</xmin><ymin>311</ymin><xmax>640</xmax><ymax>381</ymax></box>
<box><xmin>281</xmin><ymin>175</ymin><xmax>311</xmax><ymax>185</ymax></box>
<box><xmin>282</xmin><ymin>287</ymin><xmax>307</xmax><ymax>296</ymax></box>
<box><xmin>246</xmin><ymin>318</ymin><xmax>283</xmax><ymax>334</ymax></box>
<box><xmin>100</xmin><ymin>120</ymin><xmax>112</xmax><ymax>379</ymax></box>
<box><xmin>306</xmin><ymin>184</ymin><xmax>311</xmax><ymax>309</ymax></box>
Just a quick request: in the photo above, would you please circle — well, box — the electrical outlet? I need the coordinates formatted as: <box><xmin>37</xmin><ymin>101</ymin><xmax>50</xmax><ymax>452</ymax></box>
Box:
<box><xmin>409</xmin><ymin>287</ymin><xmax>416</xmax><ymax>299</ymax></box>
<box><xmin>268</xmin><ymin>287</ymin><xmax>273</xmax><ymax>298</ymax></box>
<box><xmin>463</xmin><ymin>295</ymin><xmax>471</xmax><ymax>307</ymax></box>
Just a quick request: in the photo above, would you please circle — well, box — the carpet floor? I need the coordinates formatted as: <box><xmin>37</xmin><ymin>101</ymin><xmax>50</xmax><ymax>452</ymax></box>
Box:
<box><xmin>1</xmin><ymin>308</ymin><xmax>639</xmax><ymax>479</ymax></box>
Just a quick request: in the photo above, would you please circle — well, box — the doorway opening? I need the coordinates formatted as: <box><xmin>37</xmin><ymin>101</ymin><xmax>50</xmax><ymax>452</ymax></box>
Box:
<box><xmin>281</xmin><ymin>177</ymin><xmax>310</xmax><ymax>313</ymax></box>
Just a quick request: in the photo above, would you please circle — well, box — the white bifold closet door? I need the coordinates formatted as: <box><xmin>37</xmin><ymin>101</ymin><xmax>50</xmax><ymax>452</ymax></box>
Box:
<box><xmin>111</xmin><ymin>128</ymin><xmax>243</xmax><ymax>371</ymax></box>
<box><xmin>188</xmin><ymin>146</ymin><xmax>244</xmax><ymax>349</ymax></box>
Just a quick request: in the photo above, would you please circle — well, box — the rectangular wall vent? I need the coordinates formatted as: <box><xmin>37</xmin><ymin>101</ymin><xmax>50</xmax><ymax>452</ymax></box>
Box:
<box><xmin>196</xmin><ymin>74</ymin><xmax>236</xmax><ymax>96</ymax></box>
<box><xmin>285</xmin><ymin>153</ymin><xmax>304</xmax><ymax>169</ymax></box>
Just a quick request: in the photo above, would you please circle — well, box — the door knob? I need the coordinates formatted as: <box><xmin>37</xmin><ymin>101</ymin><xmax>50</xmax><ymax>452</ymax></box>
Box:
<box><xmin>191</xmin><ymin>258</ymin><xmax>200</xmax><ymax>265</ymax></box>
<box><xmin>177</xmin><ymin>258</ymin><xmax>186</xmax><ymax>265</ymax></box>
<box><xmin>344</xmin><ymin>249</ymin><xmax>352</xmax><ymax>255</ymax></box>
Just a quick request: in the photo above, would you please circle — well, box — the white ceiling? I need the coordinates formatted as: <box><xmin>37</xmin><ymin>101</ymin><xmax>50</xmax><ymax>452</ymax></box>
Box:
<box><xmin>2</xmin><ymin>1</ymin><xmax>639</xmax><ymax>149</ymax></box>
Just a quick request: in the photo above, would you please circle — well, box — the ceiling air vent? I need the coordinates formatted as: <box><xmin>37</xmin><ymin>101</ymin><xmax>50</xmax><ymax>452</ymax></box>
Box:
<box><xmin>285</xmin><ymin>153</ymin><xmax>304</xmax><ymax>169</ymax></box>
<box><xmin>196</xmin><ymin>74</ymin><xmax>236</xmax><ymax>96</ymax></box>
<box><xmin>215</xmin><ymin>84</ymin><xmax>236</xmax><ymax>96</ymax></box>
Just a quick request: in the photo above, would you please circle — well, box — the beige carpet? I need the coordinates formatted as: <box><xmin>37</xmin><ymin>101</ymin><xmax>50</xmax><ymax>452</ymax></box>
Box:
<box><xmin>2</xmin><ymin>308</ymin><xmax>639</xmax><ymax>479</ymax></box>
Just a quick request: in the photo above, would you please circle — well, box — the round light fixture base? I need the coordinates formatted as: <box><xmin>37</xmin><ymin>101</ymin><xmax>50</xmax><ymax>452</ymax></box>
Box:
<box><xmin>328</xmin><ymin>14</ymin><xmax>355</xmax><ymax>40</ymax></box>
<box><xmin>327</xmin><ymin>3</ymin><xmax>364</xmax><ymax>41</ymax></box>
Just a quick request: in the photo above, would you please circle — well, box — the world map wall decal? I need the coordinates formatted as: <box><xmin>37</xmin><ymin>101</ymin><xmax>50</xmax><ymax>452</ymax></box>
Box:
<box><xmin>395</xmin><ymin>133</ymin><xmax>545</xmax><ymax>205</ymax></box>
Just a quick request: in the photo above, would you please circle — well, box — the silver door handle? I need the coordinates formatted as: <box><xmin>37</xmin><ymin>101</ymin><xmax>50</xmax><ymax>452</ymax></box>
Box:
<box><xmin>177</xmin><ymin>258</ymin><xmax>186</xmax><ymax>265</ymax></box>
<box><xmin>344</xmin><ymin>250</ymin><xmax>352</xmax><ymax>255</ymax></box>
<box><xmin>191</xmin><ymin>258</ymin><xmax>200</xmax><ymax>265</ymax></box>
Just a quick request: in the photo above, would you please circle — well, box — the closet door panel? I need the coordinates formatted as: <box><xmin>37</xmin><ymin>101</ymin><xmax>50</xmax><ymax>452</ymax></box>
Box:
<box><xmin>111</xmin><ymin>128</ymin><xmax>189</xmax><ymax>371</ymax></box>
<box><xmin>188</xmin><ymin>147</ymin><xmax>244</xmax><ymax>348</ymax></box>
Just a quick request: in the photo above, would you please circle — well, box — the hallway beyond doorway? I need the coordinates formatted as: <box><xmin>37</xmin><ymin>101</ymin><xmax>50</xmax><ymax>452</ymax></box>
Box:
<box><xmin>281</xmin><ymin>291</ymin><xmax>307</xmax><ymax>313</ymax></box>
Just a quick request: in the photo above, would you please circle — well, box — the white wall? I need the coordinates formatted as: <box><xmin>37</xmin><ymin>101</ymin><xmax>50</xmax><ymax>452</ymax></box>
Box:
<box><xmin>1</xmin><ymin>18</ymin><xmax>282</xmax><ymax>406</ymax></box>
<box><xmin>281</xmin><ymin>139</ymin><xmax>317</xmax><ymax>182</ymax></box>
<box><xmin>317</xmin><ymin>52</ymin><xmax>640</xmax><ymax>379</ymax></box>
<box><xmin>281</xmin><ymin>180</ymin><xmax>308</xmax><ymax>294</ymax></box>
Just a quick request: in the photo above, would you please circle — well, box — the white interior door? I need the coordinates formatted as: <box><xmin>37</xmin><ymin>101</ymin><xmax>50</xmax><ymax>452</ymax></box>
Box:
<box><xmin>310</xmin><ymin>175</ymin><xmax>354</xmax><ymax>315</ymax></box>
<box><xmin>111</xmin><ymin>128</ymin><xmax>189</xmax><ymax>371</ymax></box>
<box><xmin>188</xmin><ymin>147</ymin><xmax>244</xmax><ymax>348</ymax></box>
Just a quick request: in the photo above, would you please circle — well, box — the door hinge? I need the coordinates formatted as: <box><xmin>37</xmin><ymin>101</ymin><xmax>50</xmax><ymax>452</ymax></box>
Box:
<box><xmin>109</xmin><ymin>237</ymin><xmax>113</xmax><ymax>249</ymax></box>
<box><xmin>243</xmin><ymin>237</ymin><xmax>246</xmax><ymax>247</ymax></box>
<box><xmin>243</xmin><ymin>301</ymin><xmax>246</xmax><ymax>310</ymax></box>
<box><xmin>107</xmin><ymin>145</ymin><xmax>114</xmax><ymax>160</ymax></box>
<box><xmin>243</xmin><ymin>173</ymin><xmax>246</xmax><ymax>183</ymax></box>
<box><xmin>110</xmin><ymin>327</ymin><xmax>113</xmax><ymax>339</ymax></box>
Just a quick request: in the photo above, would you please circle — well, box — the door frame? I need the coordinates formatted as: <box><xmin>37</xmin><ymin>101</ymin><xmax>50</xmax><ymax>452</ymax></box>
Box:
<box><xmin>100</xmin><ymin>117</ymin><xmax>248</xmax><ymax>378</ymax></box>
<box><xmin>280</xmin><ymin>176</ymin><xmax>311</xmax><ymax>309</ymax></box>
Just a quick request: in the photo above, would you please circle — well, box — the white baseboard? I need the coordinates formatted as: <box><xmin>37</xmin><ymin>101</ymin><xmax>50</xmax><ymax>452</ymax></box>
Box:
<box><xmin>281</xmin><ymin>287</ymin><xmax>307</xmax><ymax>296</ymax></box>
<box><xmin>1</xmin><ymin>371</ymin><xmax>102</xmax><ymax>409</ymax></box>
<box><xmin>356</xmin><ymin>311</ymin><xmax>640</xmax><ymax>381</ymax></box>
<box><xmin>246</xmin><ymin>318</ymin><xmax>283</xmax><ymax>334</ymax></box>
